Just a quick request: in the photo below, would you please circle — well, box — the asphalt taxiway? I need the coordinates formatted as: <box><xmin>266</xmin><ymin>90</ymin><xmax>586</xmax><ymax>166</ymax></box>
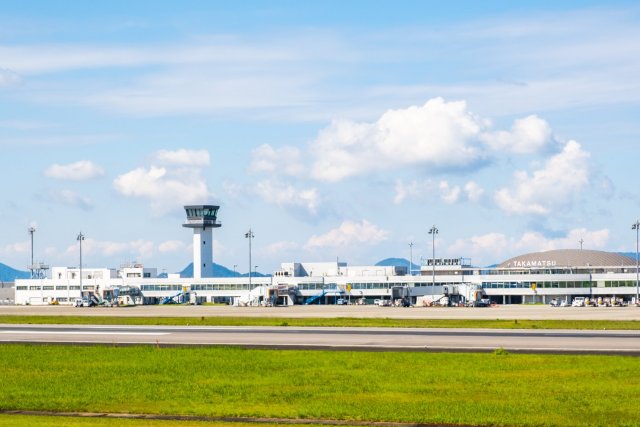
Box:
<box><xmin>2</xmin><ymin>324</ymin><xmax>639</xmax><ymax>355</ymax></box>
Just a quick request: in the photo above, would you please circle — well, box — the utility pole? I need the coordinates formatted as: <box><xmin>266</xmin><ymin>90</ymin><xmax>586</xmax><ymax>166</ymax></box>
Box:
<box><xmin>633</xmin><ymin>220</ymin><xmax>639</xmax><ymax>305</ymax></box>
<box><xmin>245</xmin><ymin>229</ymin><xmax>254</xmax><ymax>289</ymax></box>
<box><xmin>28</xmin><ymin>227</ymin><xmax>36</xmax><ymax>279</ymax></box>
<box><xmin>408</xmin><ymin>242</ymin><xmax>414</xmax><ymax>276</ymax></box>
<box><xmin>77</xmin><ymin>232</ymin><xmax>85</xmax><ymax>298</ymax></box>
<box><xmin>428</xmin><ymin>225</ymin><xmax>438</xmax><ymax>300</ymax></box>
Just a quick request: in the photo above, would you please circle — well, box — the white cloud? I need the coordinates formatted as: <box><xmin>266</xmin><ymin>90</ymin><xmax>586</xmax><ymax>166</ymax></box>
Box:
<box><xmin>153</xmin><ymin>149</ymin><xmax>210</xmax><ymax>167</ymax></box>
<box><xmin>49</xmin><ymin>189</ymin><xmax>94</xmax><ymax>210</ymax></box>
<box><xmin>494</xmin><ymin>140</ymin><xmax>591</xmax><ymax>215</ymax></box>
<box><xmin>249</xmin><ymin>144</ymin><xmax>304</xmax><ymax>177</ymax></box>
<box><xmin>305</xmin><ymin>220</ymin><xmax>389</xmax><ymax>249</ymax></box>
<box><xmin>113</xmin><ymin>166</ymin><xmax>211</xmax><ymax>214</ymax></box>
<box><xmin>158</xmin><ymin>240</ymin><xmax>186</xmax><ymax>253</ymax></box>
<box><xmin>0</xmin><ymin>240</ymin><xmax>30</xmax><ymax>256</ymax></box>
<box><xmin>0</xmin><ymin>68</ymin><xmax>22</xmax><ymax>86</ymax></box>
<box><xmin>44</xmin><ymin>160</ymin><xmax>105</xmax><ymax>181</ymax></box>
<box><xmin>439</xmin><ymin>181</ymin><xmax>461</xmax><ymax>204</ymax></box>
<box><xmin>464</xmin><ymin>181</ymin><xmax>484</xmax><ymax>202</ymax></box>
<box><xmin>394</xmin><ymin>178</ymin><xmax>483</xmax><ymax>205</ymax></box>
<box><xmin>393</xmin><ymin>179</ymin><xmax>426</xmax><ymax>205</ymax></box>
<box><xmin>481</xmin><ymin>115</ymin><xmax>552</xmax><ymax>154</ymax></box>
<box><xmin>448</xmin><ymin>228</ymin><xmax>610</xmax><ymax>266</ymax></box>
<box><xmin>254</xmin><ymin>180</ymin><xmax>320</xmax><ymax>217</ymax></box>
<box><xmin>260</xmin><ymin>241</ymin><xmax>299</xmax><ymax>256</ymax></box>
<box><xmin>65</xmin><ymin>238</ymin><xmax>155</xmax><ymax>259</ymax></box>
<box><xmin>310</xmin><ymin>98</ymin><xmax>488</xmax><ymax>182</ymax></box>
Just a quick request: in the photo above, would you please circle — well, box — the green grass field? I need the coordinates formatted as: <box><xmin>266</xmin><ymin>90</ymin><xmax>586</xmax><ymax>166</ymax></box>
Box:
<box><xmin>0</xmin><ymin>344</ymin><xmax>639</xmax><ymax>426</ymax></box>
<box><xmin>0</xmin><ymin>414</ymin><xmax>325</xmax><ymax>426</ymax></box>
<box><xmin>1</xmin><ymin>315</ymin><xmax>639</xmax><ymax>330</ymax></box>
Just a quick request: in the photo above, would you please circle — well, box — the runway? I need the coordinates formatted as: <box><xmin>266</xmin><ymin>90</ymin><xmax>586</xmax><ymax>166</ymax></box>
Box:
<box><xmin>2</xmin><ymin>324</ymin><xmax>639</xmax><ymax>355</ymax></box>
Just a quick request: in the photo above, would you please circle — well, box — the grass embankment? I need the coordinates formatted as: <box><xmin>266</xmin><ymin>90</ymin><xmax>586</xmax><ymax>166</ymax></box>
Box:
<box><xmin>0</xmin><ymin>344</ymin><xmax>638</xmax><ymax>427</ymax></box>
<box><xmin>1</xmin><ymin>315</ymin><xmax>639</xmax><ymax>330</ymax></box>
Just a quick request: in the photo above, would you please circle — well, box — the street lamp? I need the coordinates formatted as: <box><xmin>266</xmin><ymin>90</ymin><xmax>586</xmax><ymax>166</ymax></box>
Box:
<box><xmin>28</xmin><ymin>227</ymin><xmax>36</xmax><ymax>279</ymax></box>
<box><xmin>633</xmin><ymin>220</ymin><xmax>639</xmax><ymax>305</ymax></box>
<box><xmin>245</xmin><ymin>229</ymin><xmax>254</xmax><ymax>289</ymax></box>
<box><xmin>408</xmin><ymin>242</ymin><xmax>414</xmax><ymax>276</ymax></box>
<box><xmin>233</xmin><ymin>264</ymin><xmax>237</xmax><ymax>274</ymax></box>
<box><xmin>428</xmin><ymin>225</ymin><xmax>438</xmax><ymax>298</ymax></box>
<box><xmin>77</xmin><ymin>232</ymin><xmax>85</xmax><ymax>297</ymax></box>
<box><xmin>254</xmin><ymin>265</ymin><xmax>258</xmax><ymax>275</ymax></box>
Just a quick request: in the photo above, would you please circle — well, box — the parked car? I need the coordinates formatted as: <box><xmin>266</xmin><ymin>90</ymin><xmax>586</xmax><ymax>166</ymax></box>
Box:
<box><xmin>336</xmin><ymin>298</ymin><xmax>348</xmax><ymax>305</ymax></box>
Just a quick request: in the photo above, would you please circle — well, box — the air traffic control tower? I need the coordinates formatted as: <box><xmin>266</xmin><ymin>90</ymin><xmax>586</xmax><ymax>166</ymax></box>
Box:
<box><xmin>183</xmin><ymin>205</ymin><xmax>221</xmax><ymax>278</ymax></box>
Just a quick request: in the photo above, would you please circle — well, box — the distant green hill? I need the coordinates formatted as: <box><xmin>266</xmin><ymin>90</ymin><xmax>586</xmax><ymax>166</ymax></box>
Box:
<box><xmin>0</xmin><ymin>263</ymin><xmax>30</xmax><ymax>282</ymax></box>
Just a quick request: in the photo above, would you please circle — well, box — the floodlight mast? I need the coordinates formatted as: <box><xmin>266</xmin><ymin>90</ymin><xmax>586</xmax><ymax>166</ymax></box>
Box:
<box><xmin>29</xmin><ymin>227</ymin><xmax>36</xmax><ymax>279</ymax></box>
<box><xmin>245</xmin><ymin>229</ymin><xmax>254</xmax><ymax>289</ymax></box>
<box><xmin>77</xmin><ymin>232</ymin><xmax>85</xmax><ymax>298</ymax></box>
<box><xmin>428</xmin><ymin>225</ymin><xmax>438</xmax><ymax>299</ymax></box>
<box><xmin>633</xmin><ymin>220</ymin><xmax>640</xmax><ymax>304</ymax></box>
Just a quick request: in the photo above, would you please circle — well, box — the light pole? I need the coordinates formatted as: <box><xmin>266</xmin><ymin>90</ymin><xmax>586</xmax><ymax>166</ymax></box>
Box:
<box><xmin>428</xmin><ymin>225</ymin><xmax>438</xmax><ymax>299</ymax></box>
<box><xmin>77</xmin><ymin>232</ymin><xmax>85</xmax><ymax>298</ymax></box>
<box><xmin>254</xmin><ymin>265</ymin><xmax>258</xmax><ymax>276</ymax></box>
<box><xmin>408</xmin><ymin>242</ymin><xmax>414</xmax><ymax>276</ymax></box>
<box><xmin>245</xmin><ymin>229</ymin><xmax>254</xmax><ymax>290</ymax></box>
<box><xmin>579</xmin><ymin>238</ymin><xmax>584</xmax><ymax>251</ymax></box>
<box><xmin>233</xmin><ymin>264</ymin><xmax>237</xmax><ymax>275</ymax></box>
<box><xmin>633</xmin><ymin>220</ymin><xmax>639</xmax><ymax>305</ymax></box>
<box><xmin>28</xmin><ymin>227</ymin><xmax>36</xmax><ymax>279</ymax></box>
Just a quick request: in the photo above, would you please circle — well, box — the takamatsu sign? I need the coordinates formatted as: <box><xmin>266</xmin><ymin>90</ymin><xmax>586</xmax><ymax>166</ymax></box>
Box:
<box><xmin>513</xmin><ymin>260</ymin><xmax>557</xmax><ymax>268</ymax></box>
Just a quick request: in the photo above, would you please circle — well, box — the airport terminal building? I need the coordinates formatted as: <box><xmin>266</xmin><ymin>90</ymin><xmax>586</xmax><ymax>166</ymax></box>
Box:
<box><xmin>13</xmin><ymin>205</ymin><xmax>640</xmax><ymax>306</ymax></box>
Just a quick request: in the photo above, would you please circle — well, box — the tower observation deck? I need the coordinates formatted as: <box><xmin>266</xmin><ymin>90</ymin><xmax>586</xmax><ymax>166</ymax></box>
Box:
<box><xmin>183</xmin><ymin>205</ymin><xmax>221</xmax><ymax>279</ymax></box>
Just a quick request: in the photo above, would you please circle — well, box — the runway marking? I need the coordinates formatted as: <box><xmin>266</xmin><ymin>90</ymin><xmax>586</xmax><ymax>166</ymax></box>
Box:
<box><xmin>0</xmin><ymin>331</ymin><xmax>169</xmax><ymax>336</ymax></box>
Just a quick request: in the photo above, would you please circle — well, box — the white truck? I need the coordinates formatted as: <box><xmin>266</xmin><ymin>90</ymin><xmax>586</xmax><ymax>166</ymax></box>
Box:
<box><xmin>572</xmin><ymin>297</ymin><xmax>585</xmax><ymax>307</ymax></box>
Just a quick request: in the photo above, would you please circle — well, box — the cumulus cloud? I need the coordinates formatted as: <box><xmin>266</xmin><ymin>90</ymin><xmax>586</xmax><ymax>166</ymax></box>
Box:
<box><xmin>0</xmin><ymin>240</ymin><xmax>30</xmax><ymax>256</ymax></box>
<box><xmin>65</xmin><ymin>238</ymin><xmax>155</xmax><ymax>259</ymax></box>
<box><xmin>480</xmin><ymin>115</ymin><xmax>552</xmax><ymax>154</ymax></box>
<box><xmin>48</xmin><ymin>189</ymin><xmax>94</xmax><ymax>210</ymax></box>
<box><xmin>261</xmin><ymin>241</ymin><xmax>299</xmax><ymax>256</ymax></box>
<box><xmin>158</xmin><ymin>240</ymin><xmax>186</xmax><ymax>253</ymax></box>
<box><xmin>114</xmin><ymin>148</ymin><xmax>213</xmax><ymax>214</ymax></box>
<box><xmin>153</xmin><ymin>149</ymin><xmax>210</xmax><ymax>167</ymax></box>
<box><xmin>254</xmin><ymin>180</ymin><xmax>320</xmax><ymax>216</ymax></box>
<box><xmin>44</xmin><ymin>160</ymin><xmax>105</xmax><ymax>181</ymax></box>
<box><xmin>494</xmin><ymin>140</ymin><xmax>591</xmax><ymax>215</ymax></box>
<box><xmin>249</xmin><ymin>144</ymin><xmax>305</xmax><ymax>177</ymax></box>
<box><xmin>394</xmin><ymin>178</ymin><xmax>484</xmax><ymax>205</ymax></box>
<box><xmin>305</xmin><ymin>220</ymin><xmax>389</xmax><ymax>249</ymax></box>
<box><xmin>114</xmin><ymin>166</ymin><xmax>211</xmax><ymax>213</ymax></box>
<box><xmin>464</xmin><ymin>181</ymin><xmax>484</xmax><ymax>202</ymax></box>
<box><xmin>0</xmin><ymin>68</ymin><xmax>22</xmax><ymax>86</ymax></box>
<box><xmin>439</xmin><ymin>181</ymin><xmax>461</xmax><ymax>204</ymax></box>
<box><xmin>310</xmin><ymin>98</ymin><xmax>488</xmax><ymax>182</ymax></box>
<box><xmin>448</xmin><ymin>228</ymin><xmax>609</xmax><ymax>266</ymax></box>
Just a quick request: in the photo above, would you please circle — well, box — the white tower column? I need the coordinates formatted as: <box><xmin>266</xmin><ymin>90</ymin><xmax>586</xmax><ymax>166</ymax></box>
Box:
<box><xmin>183</xmin><ymin>205</ymin><xmax>221</xmax><ymax>279</ymax></box>
<box><xmin>192</xmin><ymin>228</ymin><xmax>213</xmax><ymax>278</ymax></box>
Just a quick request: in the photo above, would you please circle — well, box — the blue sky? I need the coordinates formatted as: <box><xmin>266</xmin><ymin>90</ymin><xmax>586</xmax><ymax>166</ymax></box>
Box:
<box><xmin>1</xmin><ymin>1</ymin><xmax>639</xmax><ymax>274</ymax></box>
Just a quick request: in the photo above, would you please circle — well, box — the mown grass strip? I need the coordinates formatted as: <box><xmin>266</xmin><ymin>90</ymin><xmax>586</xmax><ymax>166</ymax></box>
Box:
<box><xmin>0</xmin><ymin>344</ymin><xmax>638</xmax><ymax>427</ymax></box>
<box><xmin>0</xmin><ymin>315</ymin><xmax>639</xmax><ymax>330</ymax></box>
<box><xmin>0</xmin><ymin>414</ymin><xmax>334</xmax><ymax>427</ymax></box>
